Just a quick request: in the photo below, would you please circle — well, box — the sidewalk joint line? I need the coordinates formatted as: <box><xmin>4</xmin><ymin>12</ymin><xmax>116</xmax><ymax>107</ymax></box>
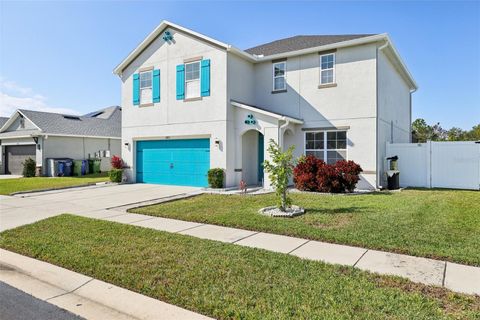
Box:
<box><xmin>129</xmin><ymin>217</ymin><xmax>156</xmax><ymax>224</ymax></box>
<box><xmin>287</xmin><ymin>240</ymin><xmax>310</xmax><ymax>254</ymax></box>
<box><xmin>231</xmin><ymin>232</ymin><xmax>260</xmax><ymax>244</ymax></box>
<box><xmin>353</xmin><ymin>249</ymin><xmax>369</xmax><ymax>267</ymax></box>
<box><xmin>442</xmin><ymin>261</ymin><xmax>447</xmax><ymax>287</ymax></box>
<box><xmin>46</xmin><ymin>278</ymin><xmax>94</xmax><ymax>301</ymax></box>
<box><xmin>99</xmin><ymin>213</ymin><xmax>130</xmax><ymax>219</ymax></box>
<box><xmin>175</xmin><ymin>224</ymin><xmax>206</xmax><ymax>233</ymax></box>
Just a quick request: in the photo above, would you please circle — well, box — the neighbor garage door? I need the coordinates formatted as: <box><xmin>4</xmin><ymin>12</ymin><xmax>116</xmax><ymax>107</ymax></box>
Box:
<box><xmin>5</xmin><ymin>145</ymin><xmax>36</xmax><ymax>175</ymax></box>
<box><xmin>136</xmin><ymin>139</ymin><xmax>210</xmax><ymax>187</ymax></box>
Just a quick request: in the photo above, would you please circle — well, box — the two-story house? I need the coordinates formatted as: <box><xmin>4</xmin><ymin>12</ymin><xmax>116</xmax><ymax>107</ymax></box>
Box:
<box><xmin>114</xmin><ymin>21</ymin><xmax>417</xmax><ymax>189</ymax></box>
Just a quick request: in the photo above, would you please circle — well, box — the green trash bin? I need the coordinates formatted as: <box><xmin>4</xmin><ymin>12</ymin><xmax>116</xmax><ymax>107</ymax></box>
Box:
<box><xmin>88</xmin><ymin>159</ymin><xmax>95</xmax><ymax>174</ymax></box>
<box><xmin>94</xmin><ymin>159</ymin><xmax>101</xmax><ymax>173</ymax></box>
<box><xmin>88</xmin><ymin>159</ymin><xmax>101</xmax><ymax>174</ymax></box>
<box><xmin>73</xmin><ymin>160</ymin><xmax>84</xmax><ymax>176</ymax></box>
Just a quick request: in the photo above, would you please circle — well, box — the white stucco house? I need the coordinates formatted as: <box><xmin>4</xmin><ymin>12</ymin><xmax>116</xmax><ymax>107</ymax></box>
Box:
<box><xmin>0</xmin><ymin>106</ymin><xmax>121</xmax><ymax>175</ymax></box>
<box><xmin>114</xmin><ymin>21</ymin><xmax>417</xmax><ymax>189</ymax></box>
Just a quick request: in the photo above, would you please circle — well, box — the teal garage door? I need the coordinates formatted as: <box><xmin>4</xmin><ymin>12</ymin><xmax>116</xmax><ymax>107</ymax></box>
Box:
<box><xmin>136</xmin><ymin>139</ymin><xmax>210</xmax><ymax>187</ymax></box>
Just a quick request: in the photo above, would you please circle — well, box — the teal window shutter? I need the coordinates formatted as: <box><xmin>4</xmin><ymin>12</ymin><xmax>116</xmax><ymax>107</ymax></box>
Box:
<box><xmin>133</xmin><ymin>73</ymin><xmax>140</xmax><ymax>106</ymax></box>
<box><xmin>201</xmin><ymin>59</ymin><xmax>210</xmax><ymax>97</ymax></box>
<box><xmin>153</xmin><ymin>69</ymin><xmax>160</xmax><ymax>103</ymax></box>
<box><xmin>176</xmin><ymin>65</ymin><xmax>185</xmax><ymax>100</ymax></box>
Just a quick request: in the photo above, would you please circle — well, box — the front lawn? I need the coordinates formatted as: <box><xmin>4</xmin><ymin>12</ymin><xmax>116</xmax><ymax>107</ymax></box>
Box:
<box><xmin>131</xmin><ymin>189</ymin><xmax>480</xmax><ymax>266</ymax></box>
<box><xmin>0</xmin><ymin>215</ymin><xmax>478</xmax><ymax>319</ymax></box>
<box><xmin>0</xmin><ymin>173</ymin><xmax>109</xmax><ymax>195</ymax></box>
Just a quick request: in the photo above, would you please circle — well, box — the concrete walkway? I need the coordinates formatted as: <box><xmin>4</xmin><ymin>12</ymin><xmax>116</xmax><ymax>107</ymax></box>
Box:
<box><xmin>0</xmin><ymin>249</ymin><xmax>212</xmax><ymax>320</ymax></box>
<box><xmin>76</xmin><ymin>209</ymin><xmax>480</xmax><ymax>296</ymax></box>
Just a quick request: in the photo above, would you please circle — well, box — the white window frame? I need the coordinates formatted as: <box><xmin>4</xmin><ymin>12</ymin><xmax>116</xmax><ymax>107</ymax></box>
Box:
<box><xmin>184</xmin><ymin>60</ymin><xmax>201</xmax><ymax>99</ymax></box>
<box><xmin>319</xmin><ymin>53</ymin><xmax>335</xmax><ymax>85</ymax></box>
<box><xmin>272</xmin><ymin>61</ymin><xmax>287</xmax><ymax>91</ymax></box>
<box><xmin>304</xmin><ymin>130</ymin><xmax>347</xmax><ymax>164</ymax></box>
<box><xmin>139</xmin><ymin>70</ymin><xmax>153</xmax><ymax>105</ymax></box>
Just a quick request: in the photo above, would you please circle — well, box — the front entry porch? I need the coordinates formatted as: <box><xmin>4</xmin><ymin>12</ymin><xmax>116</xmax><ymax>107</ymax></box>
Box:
<box><xmin>231</xmin><ymin>100</ymin><xmax>303</xmax><ymax>189</ymax></box>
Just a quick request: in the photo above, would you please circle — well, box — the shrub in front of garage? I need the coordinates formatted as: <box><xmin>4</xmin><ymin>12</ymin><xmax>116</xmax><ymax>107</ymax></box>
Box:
<box><xmin>207</xmin><ymin>168</ymin><xmax>225</xmax><ymax>188</ymax></box>
<box><xmin>109</xmin><ymin>155</ymin><xmax>124</xmax><ymax>183</ymax></box>
<box><xmin>22</xmin><ymin>158</ymin><xmax>36</xmax><ymax>178</ymax></box>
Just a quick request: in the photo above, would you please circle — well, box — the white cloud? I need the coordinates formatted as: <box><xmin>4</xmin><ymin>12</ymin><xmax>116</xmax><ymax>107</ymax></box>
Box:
<box><xmin>0</xmin><ymin>78</ymin><xmax>80</xmax><ymax>117</ymax></box>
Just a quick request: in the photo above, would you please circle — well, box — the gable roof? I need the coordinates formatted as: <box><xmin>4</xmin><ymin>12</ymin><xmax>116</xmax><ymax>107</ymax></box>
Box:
<box><xmin>0</xmin><ymin>106</ymin><xmax>121</xmax><ymax>139</ymax></box>
<box><xmin>245</xmin><ymin>34</ymin><xmax>376</xmax><ymax>57</ymax></box>
<box><xmin>113</xmin><ymin>20</ymin><xmax>233</xmax><ymax>75</ymax></box>
<box><xmin>0</xmin><ymin>117</ymin><xmax>9</xmax><ymax>128</ymax></box>
<box><xmin>113</xmin><ymin>21</ymin><xmax>417</xmax><ymax>90</ymax></box>
<box><xmin>231</xmin><ymin>100</ymin><xmax>303</xmax><ymax>124</ymax></box>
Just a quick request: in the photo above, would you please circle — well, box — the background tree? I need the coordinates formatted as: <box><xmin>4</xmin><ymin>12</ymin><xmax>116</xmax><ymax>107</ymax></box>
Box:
<box><xmin>412</xmin><ymin>118</ymin><xmax>478</xmax><ymax>142</ymax></box>
<box><xmin>263</xmin><ymin>140</ymin><xmax>295</xmax><ymax>211</ymax></box>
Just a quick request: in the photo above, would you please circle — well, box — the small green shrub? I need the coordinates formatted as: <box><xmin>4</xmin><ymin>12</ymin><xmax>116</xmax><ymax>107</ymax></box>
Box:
<box><xmin>208</xmin><ymin>168</ymin><xmax>225</xmax><ymax>188</ymax></box>
<box><xmin>22</xmin><ymin>158</ymin><xmax>36</xmax><ymax>177</ymax></box>
<box><xmin>109</xmin><ymin>169</ymin><xmax>123</xmax><ymax>183</ymax></box>
<box><xmin>263</xmin><ymin>139</ymin><xmax>295</xmax><ymax>211</ymax></box>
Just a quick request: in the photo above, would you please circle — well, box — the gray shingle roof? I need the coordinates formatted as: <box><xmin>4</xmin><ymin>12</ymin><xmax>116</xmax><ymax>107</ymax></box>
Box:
<box><xmin>0</xmin><ymin>117</ymin><xmax>9</xmax><ymax>128</ymax></box>
<box><xmin>245</xmin><ymin>34</ymin><xmax>376</xmax><ymax>57</ymax></box>
<box><xmin>16</xmin><ymin>106</ymin><xmax>121</xmax><ymax>138</ymax></box>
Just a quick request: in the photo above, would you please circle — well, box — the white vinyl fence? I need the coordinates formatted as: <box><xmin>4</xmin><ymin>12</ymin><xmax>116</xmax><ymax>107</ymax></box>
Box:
<box><xmin>386</xmin><ymin>141</ymin><xmax>480</xmax><ymax>190</ymax></box>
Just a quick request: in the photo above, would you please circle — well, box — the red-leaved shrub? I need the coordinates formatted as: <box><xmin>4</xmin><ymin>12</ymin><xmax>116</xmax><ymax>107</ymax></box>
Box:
<box><xmin>294</xmin><ymin>157</ymin><xmax>363</xmax><ymax>193</ymax></box>
<box><xmin>111</xmin><ymin>155</ymin><xmax>123</xmax><ymax>169</ymax></box>
<box><xmin>293</xmin><ymin>155</ymin><xmax>323</xmax><ymax>191</ymax></box>
<box><xmin>334</xmin><ymin>160</ymin><xmax>363</xmax><ymax>192</ymax></box>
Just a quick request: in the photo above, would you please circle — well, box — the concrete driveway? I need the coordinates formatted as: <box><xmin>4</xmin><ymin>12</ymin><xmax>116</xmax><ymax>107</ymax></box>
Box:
<box><xmin>0</xmin><ymin>184</ymin><xmax>199</xmax><ymax>232</ymax></box>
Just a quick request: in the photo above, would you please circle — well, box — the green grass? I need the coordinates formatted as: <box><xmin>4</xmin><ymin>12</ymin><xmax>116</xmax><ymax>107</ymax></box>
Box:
<box><xmin>1</xmin><ymin>215</ymin><xmax>478</xmax><ymax>319</ymax></box>
<box><xmin>0</xmin><ymin>173</ymin><xmax>109</xmax><ymax>195</ymax></box>
<box><xmin>131</xmin><ymin>189</ymin><xmax>480</xmax><ymax>266</ymax></box>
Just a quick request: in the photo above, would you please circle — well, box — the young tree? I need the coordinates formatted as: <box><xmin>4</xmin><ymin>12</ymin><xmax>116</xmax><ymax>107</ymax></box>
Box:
<box><xmin>263</xmin><ymin>139</ymin><xmax>295</xmax><ymax>211</ymax></box>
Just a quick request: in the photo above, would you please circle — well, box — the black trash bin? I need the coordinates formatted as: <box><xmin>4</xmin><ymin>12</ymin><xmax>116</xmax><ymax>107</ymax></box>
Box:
<box><xmin>387</xmin><ymin>171</ymin><xmax>400</xmax><ymax>190</ymax></box>
<box><xmin>386</xmin><ymin>155</ymin><xmax>400</xmax><ymax>190</ymax></box>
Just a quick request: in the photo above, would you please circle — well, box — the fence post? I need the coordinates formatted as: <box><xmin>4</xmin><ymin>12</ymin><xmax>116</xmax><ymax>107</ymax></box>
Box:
<box><xmin>426</xmin><ymin>141</ymin><xmax>432</xmax><ymax>188</ymax></box>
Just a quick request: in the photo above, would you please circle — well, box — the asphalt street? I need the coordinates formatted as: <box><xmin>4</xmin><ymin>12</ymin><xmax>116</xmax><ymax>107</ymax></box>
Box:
<box><xmin>0</xmin><ymin>281</ymin><xmax>84</xmax><ymax>320</ymax></box>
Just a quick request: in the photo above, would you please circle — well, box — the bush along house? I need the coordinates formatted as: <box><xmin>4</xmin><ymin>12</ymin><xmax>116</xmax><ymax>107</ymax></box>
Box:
<box><xmin>114</xmin><ymin>21</ymin><xmax>417</xmax><ymax>189</ymax></box>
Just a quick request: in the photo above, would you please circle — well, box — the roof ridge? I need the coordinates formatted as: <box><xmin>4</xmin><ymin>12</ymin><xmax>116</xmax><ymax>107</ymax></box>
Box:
<box><xmin>245</xmin><ymin>34</ymin><xmax>378</xmax><ymax>56</ymax></box>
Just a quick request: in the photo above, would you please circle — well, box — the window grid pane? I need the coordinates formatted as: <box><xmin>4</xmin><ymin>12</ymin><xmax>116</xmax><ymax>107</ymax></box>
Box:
<box><xmin>305</xmin><ymin>131</ymin><xmax>325</xmax><ymax>160</ymax></box>
<box><xmin>306</xmin><ymin>130</ymin><xmax>347</xmax><ymax>163</ymax></box>
<box><xmin>185</xmin><ymin>62</ymin><xmax>200</xmax><ymax>81</ymax></box>
<box><xmin>140</xmin><ymin>72</ymin><xmax>152</xmax><ymax>89</ymax></box>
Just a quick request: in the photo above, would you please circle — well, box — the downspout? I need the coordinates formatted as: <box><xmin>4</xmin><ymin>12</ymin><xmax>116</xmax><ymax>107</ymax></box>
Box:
<box><xmin>376</xmin><ymin>40</ymin><xmax>389</xmax><ymax>189</ymax></box>
<box><xmin>279</xmin><ymin>118</ymin><xmax>290</xmax><ymax>149</ymax></box>
<box><xmin>409</xmin><ymin>87</ymin><xmax>417</xmax><ymax>142</ymax></box>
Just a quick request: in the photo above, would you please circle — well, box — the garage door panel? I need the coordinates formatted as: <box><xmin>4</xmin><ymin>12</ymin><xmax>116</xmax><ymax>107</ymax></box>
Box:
<box><xmin>136</xmin><ymin>139</ymin><xmax>210</xmax><ymax>187</ymax></box>
<box><xmin>5</xmin><ymin>145</ymin><xmax>36</xmax><ymax>175</ymax></box>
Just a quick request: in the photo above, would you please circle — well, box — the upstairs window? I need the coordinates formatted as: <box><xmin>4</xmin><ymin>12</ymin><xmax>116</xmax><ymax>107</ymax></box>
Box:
<box><xmin>185</xmin><ymin>61</ymin><xmax>201</xmax><ymax>99</ymax></box>
<box><xmin>139</xmin><ymin>71</ymin><xmax>152</xmax><ymax>104</ymax></box>
<box><xmin>305</xmin><ymin>130</ymin><xmax>347</xmax><ymax>164</ymax></box>
<box><xmin>272</xmin><ymin>61</ymin><xmax>286</xmax><ymax>91</ymax></box>
<box><xmin>320</xmin><ymin>53</ymin><xmax>335</xmax><ymax>85</ymax></box>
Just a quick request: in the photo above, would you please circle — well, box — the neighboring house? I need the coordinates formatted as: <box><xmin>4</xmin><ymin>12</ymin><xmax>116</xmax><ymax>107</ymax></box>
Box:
<box><xmin>0</xmin><ymin>106</ymin><xmax>121</xmax><ymax>175</ymax></box>
<box><xmin>114</xmin><ymin>21</ymin><xmax>417</xmax><ymax>189</ymax></box>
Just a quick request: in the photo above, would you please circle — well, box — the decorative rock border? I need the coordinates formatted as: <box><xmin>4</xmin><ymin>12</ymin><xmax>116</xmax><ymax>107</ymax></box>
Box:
<box><xmin>259</xmin><ymin>205</ymin><xmax>305</xmax><ymax>218</ymax></box>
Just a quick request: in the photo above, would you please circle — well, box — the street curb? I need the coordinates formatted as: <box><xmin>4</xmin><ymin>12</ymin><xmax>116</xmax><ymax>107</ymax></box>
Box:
<box><xmin>0</xmin><ymin>249</ymin><xmax>212</xmax><ymax>320</ymax></box>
